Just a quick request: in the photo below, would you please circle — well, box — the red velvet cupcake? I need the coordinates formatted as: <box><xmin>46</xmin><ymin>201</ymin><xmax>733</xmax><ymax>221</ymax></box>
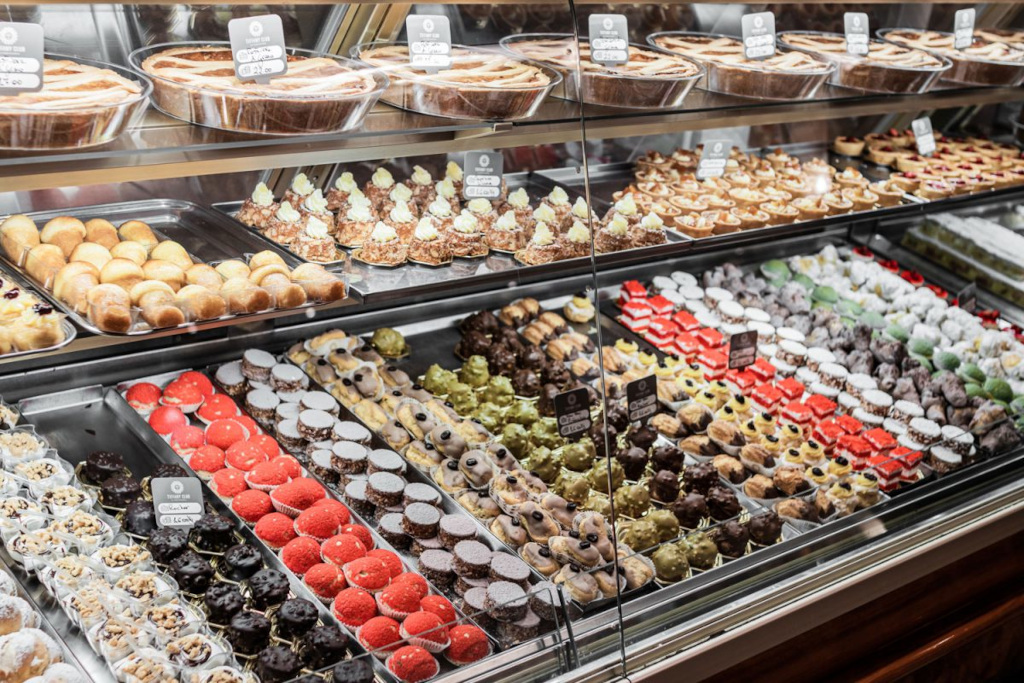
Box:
<box><xmin>387</xmin><ymin>645</ymin><xmax>439</xmax><ymax>681</ymax></box>
<box><xmin>321</xmin><ymin>533</ymin><xmax>366</xmax><ymax>568</ymax></box>
<box><xmin>303</xmin><ymin>562</ymin><xmax>347</xmax><ymax>604</ymax></box>
<box><xmin>209</xmin><ymin>467</ymin><xmax>248</xmax><ymax>500</ymax></box>
<box><xmin>294</xmin><ymin>506</ymin><xmax>343</xmax><ymax>542</ymax></box>
<box><xmin>375</xmin><ymin>582</ymin><xmax>422</xmax><ymax>620</ymax></box>
<box><xmin>343</xmin><ymin>557</ymin><xmax>391</xmax><ymax>593</ymax></box>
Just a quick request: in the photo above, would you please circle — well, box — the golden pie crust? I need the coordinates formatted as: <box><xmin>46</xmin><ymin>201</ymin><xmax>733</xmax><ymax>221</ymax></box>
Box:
<box><xmin>138</xmin><ymin>44</ymin><xmax>382</xmax><ymax>134</ymax></box>
<box><xmin>0</xmin><ymin>58</ymin><xmax>147</xmax><ymax>150</ymax></box>
<box><xmin>879</xmin><ymin>29</ymin><xmax>1024</xmax><ymax>86</ymax></box>
<box><xmin>358</xmin><ymin>43</ymin><xmax>554</xmax><ymax>120</ymax></box>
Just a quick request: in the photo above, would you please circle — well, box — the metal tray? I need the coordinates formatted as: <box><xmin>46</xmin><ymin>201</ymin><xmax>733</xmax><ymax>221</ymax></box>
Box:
<box><xmin>211</xmin><ymin>199</ymin><xmax>349</xmax><ymax>268</ymax></box>
<box><xmin>18</xmin><ymin>384</ymin><xmax>391</xmax><ymax>683</ymax></box>
<box><xmin>4</xmin><ymin>200</ymin><xmax>350</xmax><ymax>337</ymax></box>
<box><xmin>0</xmin><ymin>262</ymin><xmax>77</xmax><ymax>361</ymax></box>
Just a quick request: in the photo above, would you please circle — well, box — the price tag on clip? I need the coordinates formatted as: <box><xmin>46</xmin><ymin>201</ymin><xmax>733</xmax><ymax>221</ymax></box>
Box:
<box><xmin>463</xmin><ymin>151</ymin><xmax>503</xmax><ymax>200</ymax></box>
<box><xmin>912</xmin><ymin>116</ymin><xmax>936</xmax><ymax>156</ymax></box>
<box><xmin>954</xmin><ymin>9</ymin><xmax>976</xmax><ymax>50</ymax></box>
<box><xmin>728</xmin><ymin>330</ymin><xmax>758</xmax><ymax>370</ymax></box>
<box><xmin>589</xmin><ymin>14</ymin><xmax>629</xmax><ymax>66</ymax></box>
<box><xmin>626</xmin><ymin>377</ymin><xmax>658</xmax><ymax>423</ymax></box>
<box><xmin>554</xmin><ymin>387</ymin><xmax>592</xmax><ymax>439</ymax></box>
<box><xmin>741</xmin><ymin>12</ymin><xmax>776</xmax><ymax>60</ymax></box>
<box><xmin>229</xmin><ymin>15</ymin><xmax>288</xmax><ymax>84</ymax></box>
<box><xmin>407</xmin><ymin>15</ymin><xmax>451</xmax><ymax>73</ymax></box>
<box><xmin>0</xmin><ymin>22</ymin><xmax>44</xmax><ymax>96</ymax></box>
<box><xmin>151</xmin><ymin>477</ymin><xmax>205</xmax><ymax>529</ymax></box>
<box><xmin>696</xmin><ymin>140</ymin><xmax>730</xmax><ymax>180</ymax></box>
<box><xmin>844</xmin><ymin>13</ymin><xmax>870</xmax><ymax>56</ymax></box>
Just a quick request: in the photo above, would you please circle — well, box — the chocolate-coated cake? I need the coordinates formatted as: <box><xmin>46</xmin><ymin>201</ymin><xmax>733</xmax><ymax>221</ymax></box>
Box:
<box><xmin>301</xmin><ymin>625</ymin><xmax>349</xmax><ymax>669</ymax></box>
<box><xmin>170</xmin><ymin>550</ymin><xmax>215</xmax><ymax>593</ymax></box>
<box><xmin>84</xmin><ymin>450</ymin><xmax>125</xmax><ymax>485</ymax></box>
<box><xmin>228</xmin><ymin>610</ymin><xmax>271</xmax><ymax>654</ymax></box>
<box><xmin>148</xmin><ymin>527</ymin><xmax>189</xmax><ymax>564</ymax></box>
<box><xmin>275</xmin><ymin>598</ymin><xmax>318</xmax><ymax>639</ymax></box>
<box><xmin>257</xmin><ymin>645</ymin><xmax>303</xmax><ymax>683</ymax></box>
<box><xmin>191</xmin><ymin>513</ymin><xmax>235</xmax><ymax>552</ymax></box>
<box><xmin>220</xmin><ymin>543</ymin><xmax>262</xmax><ymax>581</ymax></box>
<box><xmin>247</xmin><ymin>568</ymin><xmax>290</xmax><ymax>609</ymax></box>
<box><xmin>122</xmin><ymin>500</ymin><xmax>158</xmax><ymax>537</ymax></box>
<box><xmin>205</xmin><ymin>582</ymin><xmax>245</xmax><ymax>623</ymax></box>
<box><xmin>100</xmin><ymin>474</ymin><xmax>142</xmax><ymax>508</ymax></box>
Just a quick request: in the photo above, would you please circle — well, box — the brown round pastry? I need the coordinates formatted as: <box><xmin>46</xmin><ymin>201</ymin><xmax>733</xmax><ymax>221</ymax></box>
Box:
<box><xmin>649</xmin><ymin>469</ymin><xmax>681</xmax><ymax>502</ymax></box>
<box><xmin>711</xmin><ymin>454</ymin><xmax>746</xmax><ymax>484</ymax></box>
<box><xmin>682</xmin><ymin>462</ymin><xmax>719</xmax><ymax>495</ymax></box>
<box><xmin>651</xmin><ymin>445</ymin><xmax>684</xmax><ymax>473</ymax></box>
<box><xmin>774</xmin><ymin>498</ymin><xmax>819</xmax><ymax>523</ymax></box>
<box><xmin>452</xmin><ymin>540</ymin><xmax>492</xmax><ymax>579</ymax></box>
<box><xmin>710</xmin><ymin>519</ymin><xmax>749</xmax><ymax>558</ymax></box>
<box><xmin>669</xmin><ymin>492</ymin><xmax>708</xmax><ymax>529</ymax></box>
<box><xmin>614</xmin><ymin>446</ymin><xmax>649</xmax><ymax>481</ymax></box>
<box><xmin>747</xmin><ymin>511</ymin><xmax>783</xmax><ymax>545</ymax></box>
<box><xmin>706</xmin><ymin>486</ymin><xmax>742</xmax><ymax>521</ymax></box>
<box><xmin>136</xmin><ymin>44</ymin><xmax>385</xmax><ymax>134</ymax></box>
<box><xmin>743</xmin><ymin>474</ymin><xmax>779</xmax><ymax>500</ymax></box>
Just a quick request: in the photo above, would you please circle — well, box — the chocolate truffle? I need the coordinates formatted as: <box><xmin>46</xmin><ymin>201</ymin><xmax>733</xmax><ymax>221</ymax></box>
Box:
<box><xmin>518</xmin><ymin>346</ymin><xmax>546</xmax><ymax>370</ymax></box>
<box><xmin>100</xmin><ymin>474</ymin><xmax>142</xmax><ymax>508</ymax></box>
<box><xmin>221</xmin><ymin>543</ymin><xmax>263</xmax><ymax>581</ymax></box>
<box><xmin>258</xmin><ymin>645</ymin><xmax>303</xmax><ymax>683</ymax></box>
<box><xmin>191</xmin><ymin>513</ymin><xmax>235</xmax><ymax>552</ymax></box>
<box><xmin>301</xmin><ymin>625</ymin><xmax>349</xmax><ymax>669</ymax></box>
<box><xmin>152</xmin><ymin>463</ymin><xmax>189</xmax><ymax>480</ymax></box>
<box><xmin>706</xmin><ymin>486</ymin><xmax>742</xmax><ymax>521</ymax></box>
<box><xmin>276</xmin><ymin>598</ymin><xmax>319</xmax><ymax>639</ymax></box>
<box><xmin>711</xmin><ymin>520</ymin><xmax>749</xmax><ymax>558</ymax></box>
<box><xmin>651</xmin><ymin>445</ymin><xmax>684</xmax><ymax>473</ymax></box>
<box><xmin>460</xmin><ymin>310</ymin><xmax>500</xmax><ymax>336</ymax></box>
<box><xmin>748</xmin><ymin>511</ymin><xmax>783</xmax><ymax>545</ymax></box>
<box><xmin>331</xmin><ymin>659</ymin><xmax>374</xmax><ymax>683</ymax></box>
<box><xmin>512</xmin><ymin>369</ymin><xmax>541</xmax><ymax>397</ymax></box>
<box><xmin>122</xmin><ymin>500</ymin><xmax>158</xmax><ymax>537</ymax></box>
<box><xmin>669</xmin><ymin>492</ymin><xmax>707</xmax><ymax>529</ymax></box>
<box><xmin>169</xmin><ymin>550</ymin><xmax>215</xmax><ymax>593</ymax></box>
<box><xmin>247</xmin><ymin>568</ymin><xmax>290</xmax><ymax>609</ymax></box>
<box><xmin>228</xmin><ymin>610</ymin><xmax>272</xmax><ymax>654</ymax></box>
<box><xmin>614</xmin><ymin>446</ymin><xmax>648</xmax><ymax>481</ymax></box>
<box><xmin>148</xmin><ymin>527</ymin><xmax>189</xmax><ymax>564</ymax></box>
<box><xmin>649</xmin><ymin>469</ymin><xmax>681</xmax><ymax>502</ymax></box>
<box><xmin>84</xmin><ymin>450</ymin><xmax>125</xmax><ymax>485</ymax></box>
<box><xmin>628</xmin><ymin>424</ymin><xmax>658</xmax><ymax>451</ymax></box>
<box><xmin>205</xmin><ymin>582</ymin><xmax>245</xmax><ymax>623</ymax></box>
<box><xmin>683</xmin><ymin>462</ymin><xmax>719</xmax><ymax>495</ymax></box>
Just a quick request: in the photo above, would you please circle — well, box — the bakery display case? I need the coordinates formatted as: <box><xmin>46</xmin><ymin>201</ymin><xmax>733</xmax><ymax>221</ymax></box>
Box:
<box><xmin>1</xmin><ymin>3</ymin><xmax>1024</xmax><ymax>683</ymax></box>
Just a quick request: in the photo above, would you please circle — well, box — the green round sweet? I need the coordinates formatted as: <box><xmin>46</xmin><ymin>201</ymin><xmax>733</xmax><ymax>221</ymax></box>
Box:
<box><xmin>984</xmin><ymin>377</ymin><xmax>1013</xmax><ymax>403</ymax></box>
<box><xmin>586</xmin><ymin>458</ymin><xmax>625</xmax><ymax>491</ymax></box>
<box><xmin>553</xmin><ymin>471</ymin><xmax>591</xmax><ymax>504</ymax></box>
<box><xmin>586</xmin><ymin>492</ymin><xmax>612</xmax><ymax>517</ymax></box>
<box><xmin>791</xmin><ymin>273</ymin><xmax>815</xmax><ymax>291</ymax></box>
<box><xmin>768</xmin><ymin>277</ymin><xmax>790</xmax><ymax>290</ymax></box>
<box><xmin>481</xmin><ymin>376</ymin><xmax>514</xmax><ymax>407</ymax></box>
<box><xmin>859</xmin><ymin>311</ymin><xmax>886</xmax><ymax>330</ymax></box>
<box><xmin>964</xmin><ymin>382</ymin><xmax>986</xmax><ymax>399</ymax></box>
<box><xmin>958</xmin><ymin>363</ymin><xmax>986</xmax><ymax>384</ymax></box>
<box><xmin>908</xmin><ymin>337</ymin><xmax>934</xmax><ymax>357</ymax></box>
<box><xmin>647</xmin><ymin>509</ymin><xmax>681</xmax><ymax>542</ymax></box>
<box><xmin>501</xmin><ymin>423</ymin><xmax>531</xmax><ymax>458</ymax></box>
<box><xmin>836</xmin><ymin>299</ymin><xmax>863</xmax><ymax>317</ymax></box>
<box><xmin>811</xmin><ymin>285</ymin><xmax>839</xmax><ymax>304</ymax></box>
<box><xmin>935</xmin><ymin>351</ymin><xmax>960</xmax><ymax>372</ymax></box>
<box><xmin>506</xmin><ymin>401</ymin><xmax>540</xmax><ymax>426</ymax></box>
<box><xmin>811</xmin><ymin>300</ymin><xmax>834</xmax><ymax>311</ymax></box>
<box><xmin>759</xmin><ymin>259</ymin><xmax>791</xmax><ymax>282</ymax></box>
<box><xmin>613</xmin><ymin>484</ymin><xmax>651</xmax><ymax>519</ymax></box>
<box><xmin>623</xmin><ymin>518</ymin><xmax>660</xmax><ymax>552</ymax></box>
<box><xmin>563</xmin><ymin>441</ymin><xmax>595</xmax><ymax>471</ymax></box>
<box><xmin>1010</xmin><ymin>397</ymin><xmax>1024</xmax><ymax>415</ymax></box>
<box><xmin>683</xmin><ymin>533</ymin><xmax>719</xmax><ymax>570</ymax></box>
<box><xmin>883</xmin><ymin>324</ymin><xmax>910</xmax><ymax>343</ymax></box>
<box><xmin>473</xmin><ymin>402</ymin><xmax>504</xmax><ymax>433</ymax></box>
<box><xmin>447</xmin><ymin>382</ymin><xmax>478</xmax><ymax>414</ymax></box>
<box><xmin>458</xmin><ymin>355</ymin><xmax>490</xmax><ymax>388</ymax></box>
<box><xmin>370</xmin><ymin>327</ymin><xmax>408</xmax><ymax>357</ymax></box>
<box><xmin>524</xmin><ymin>447</ymin><xmax>562</xmax><ymax>483</ymax></box>
<box><xmin>529</xmin><ymin>417</ymin><xmax>563</xmax><ymax>450</ymax></box>
<box><xmin>422</xmin><ymin>364</ymin><xmax>456</xmax><ymax>395</ymax></box>
<box><xmin>651</xmin><ymin>543</ymin><xmax>689</xmax><ymax>582</ymax></box>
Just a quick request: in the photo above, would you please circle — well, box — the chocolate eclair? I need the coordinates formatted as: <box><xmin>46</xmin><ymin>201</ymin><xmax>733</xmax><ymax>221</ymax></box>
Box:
<box><xmin>519</xmin><ymin>542</ymin><xmax>560</xmax><ymax>576</ymax></box>
<box><xmin>516</xmin><ymin>501</ymin><xmax>560</xmax><ymax>544</ymax></box>
<box><xmin>459</xmin><ymin>451</ymin><xmax>495</xmax><ymax>490</ymax></box>
<box><xmin>538</xmin><ymin>493</ymin><xmax>578</xmax><ymax>527</ymax></box>
<box><xmin>548</xmin><ymin>534</ymin><xmax>601</xmax><ymax>568</ymax></box>
<box><xmin>432</xmin><ymin>459</ymin><xmax>469</xmax><ymax>493</ymax></box>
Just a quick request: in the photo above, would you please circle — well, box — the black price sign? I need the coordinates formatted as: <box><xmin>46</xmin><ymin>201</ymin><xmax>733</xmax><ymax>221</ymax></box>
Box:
<box><xmin>626</xmin><ymin>377</ymin><xmax>658</xmax><ymax>423</ymax></box>
<box><xmin>954</xmin><ymin>9</ymin><xmax>976</xmax><ymax>50</ymax></box>
<box><xmin>728</xmin><ymin>330</ymin><xmax>758</xmax><ymax>370</ymax></box>
<box><xmin>151</xmin><ymin>477</ymin><xmax>205</xmax><ymax>529</ymax></box>
<box><xmin>554</xmin><ymin>387</ymin><xmax>592</xmax><ymax>439</ymax></box>
<box><xmin>696</xmin><ymin>140</ymin><xmax>730</xmax><ymax>180</ymax></box>
<box><xmin>228</xmin><ymin>15</ymin><xmax>287</xmax><ymax>84</ymax></box>
<box><xmin>0</xmin><ymin>22</ymin><xmax>44</xmax><ymax>96</ymax></box>
<box><xmin>406</xmin><ymin>14</ymin><xmax>452</xmax><ymax>73</ymax></box>
<box><xmin>844</xmin><ymin>13</ymin><xmax>869</xmax><ymax>56</ymax></box>
<box><xmin>912</xmin><ymin>116</ymin><xmax>936</xmax><ymax>156</ymax></box>
<box><xmin>741</xmin><ymin>12</ymin><xmax>776</xmax><ymax>60</ymax></box>
<box><xmin>463</xmin><ymin>151</ymin><xmax>503</xmax><ymax>200</ymax></box>
<box><xmin>588</xmin><ymin>14</ymin><xmax>629</xmax><ymax>66</ymax></box>
<box><xmin>957</xmin><ymin>282</ymin><xmax>977</xmax><ymax>314</ymax></box>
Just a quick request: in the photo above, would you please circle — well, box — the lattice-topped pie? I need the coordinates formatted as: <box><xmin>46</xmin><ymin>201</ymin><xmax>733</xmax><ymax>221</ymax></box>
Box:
<box><xmin>134</xmin><ymin>43</ymin><xmax>385</xmax><ymax>134</ymax></box>
<box><xmin>501</xmin><ymin>34</ymin><xmax>702</xmax><ymax>108</ymax></box>
<box><xmin>649</xmin><ymin>32</ymin><xmax>833</xmax><ymax>100</ymax></box>
<box><xmin>879</xmin><ymin>29</ymin><xmax>1024</xmax><ymax>86</ymax></box>
<box><xmin>974</xmin><ymin>28</ymin><xmax>1024</xmax><ymax>51</ymax></box>
<box><xmin>356</xmin><ymin>42</ymin><xmax>557</xmax><ymax>120</ymax></box>
<box><xmin>0</xmin><ymin>58</ymin><xmax>149</xmax><ymax>150</ymax></box>
<box><xmin>779</xmin><ymin>31</ymin><xmax>950</xmax><ymax>93</ymax></box>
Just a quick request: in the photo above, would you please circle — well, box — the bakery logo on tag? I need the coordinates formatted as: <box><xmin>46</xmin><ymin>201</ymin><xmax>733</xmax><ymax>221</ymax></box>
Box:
<box><xmin>0</xmin><ymin>22</ymin><xmax>44</xmax><ymax>96</ymax></box>
<box><xmin>954</xmin><ymin>9</ymin><xmax>976</xmax><ymax>50</ymax></box>
<box><xmin>626</xmin><ymin>377</ymin><xmax>658</xmax><ymax>423</ymax></box>
<box><xmin>728</xmin><ymin>330</ymin><xmax>758</xmax><ymax>369</ymax></box>
<box><xmin>741</xmin><ymin>12</ymin><xmax>776</xmax><ymax>60</ymax></box>
<box><xmin>407</xmin><ymin>14</ymin><xmax>452</xmax><ymax>73</ymax></box>
<box><xmin>696</xmin><ymin>140</ymin><xmax>730</xmax><ymax>180</ymax></box>
<box><xmin>589</xmin><ymin>14</ymin><xmax>629</xmax><ymax>66</ymax></box>
<box><xmin>844</xmin><ymin>13</ymin><xmax>870</xmax><ymax>56</ymax></box>
<box><xmin>554</xmin><ymin>387</ymin><xmax>592</xmax><ymax>438</ymax></box>
<box><xmin>957</xmin><ymin>282</ymin><xmax>977</xmax><ymax>314</ymax></box>
<box><xmin>912</xmin><ymin>116</ymin><xmax>936</xmax><ymax>156</ymax></box>
<box><xmin>151</xmin><ymin>477</ymin><xmax>204</xmax><ymax>529</ymax></box>
<box><xmin>463</xmin><ymin>151</ymin><xmax>504</xmax><ymax>200</ymax></box>
<box><xmin>228</xmin><ymin>15</ymin><xmax>287</xmax><ymax>84</ymax></box>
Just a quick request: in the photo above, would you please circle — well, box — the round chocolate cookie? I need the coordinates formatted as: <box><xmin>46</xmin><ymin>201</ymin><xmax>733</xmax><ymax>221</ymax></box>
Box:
<box><xmin>275</xmin><ymin>598</ymin><xmax>319</xmax><ymax>639</ymax></box>
<box><xmin>489</xmin><ymin>553</ymin><xmax>531</xmax><ymax>587</ymax></box>
<box><xmin>403</xmin><ymin>482</ymin><xmax>441</xmax><ymax>507</ymax></box>
<box><xmin>365</xmin><ymin>471</ymin><xmax>405</xmax><ymax>507</ymax></box>
<box><xmin>377</xmin><ymin>513</ymin><xmax>409</xmax><ymax>550</ymax></box>
<box><xmin>418</xmin><ymin>549</ymin><xmax>455</xmax><ymax>587</ymax></box>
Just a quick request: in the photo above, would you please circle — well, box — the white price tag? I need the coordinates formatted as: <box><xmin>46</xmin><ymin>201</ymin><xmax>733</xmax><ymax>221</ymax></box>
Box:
<box><xmin>912</xmin><ymin>117</ymin><xmax>936</xmax><ymax>156</ymax></box>
<box><xmin>741</xmin><ymin>12</ymin><xmax>776</xmax><ymax>60</ymax></box>
<box><xmin>463</xmin><ymin>151</ymin><xmax>504</xmax><ymax>200</ymax></box>
<box><xmin>589</xmin><ymin>14</ymin><xmax>629</xmax><ymax>66</ymax></box>
<box><xmin>696</xmin><ymin>140</ymin><xmax>730</xmax><ymax>180</ymax></box>
<box><xmin>151</xmin><ymin>477</ymin><xmax>205</xmax><ymax>529</ymax></box>
<box><xmin>0</xmin><ymin>22</ymin><xmax>44</xmax><ymax>96</ymax></box>
<box><xmin>229</xmin><ymin>15</ymin><xmax>288</xmax><ymax>84</ymax></box>
<box><xmin>954</xmin><ymin>9</ymin><xmax>976</xmax><ymax>50</ymax></box>
<box><xmin>844</xmin><ymin>13</ymin><xmax>870</xmax><ymax>56</ymax></box>
<box><xmin>407</xmin><ymin>15</ymin><xmax>451</xmax><ymax>73</ymax></box>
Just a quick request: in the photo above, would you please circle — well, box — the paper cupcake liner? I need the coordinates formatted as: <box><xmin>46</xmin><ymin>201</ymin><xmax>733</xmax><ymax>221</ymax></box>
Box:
<box><xmin>444</xmin><ymin>640</ymin><xmax>493</xmax><ymax>667</ymax></box>
<box><xmin>399</xmin><ymin>625</ymin><xmax>451</xmax><ymax>654</ymax></box>
<box><xmin>356</xmin><ymin>625</ymin><xmax>400</xmax><ymax>660</ymax></box>
<box><xmin>375</xmin><ymin>592</ymin><xmax>416</xmax><ymax>621</ymax></box>
<box><xmin>243</xmin><ymin>470</ymin><xmax>288</xmax><ymax>493</ymax></box>
<box><xmin>269</xmin><ymin>496</ymin><xmax>304</xmax><ymax>518</ymax></box>
<box><xmin>159</xmin><ymin>398</ymin><xmax>204</xmax><ymax>414</ymax></box>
